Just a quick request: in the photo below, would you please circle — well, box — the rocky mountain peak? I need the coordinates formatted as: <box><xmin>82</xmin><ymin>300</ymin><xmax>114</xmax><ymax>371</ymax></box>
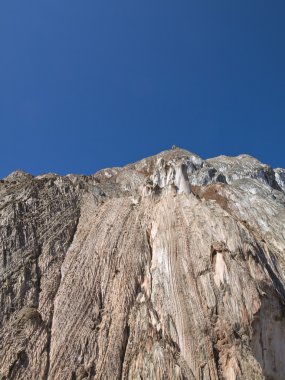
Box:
<box><xmin>0</xmin><ymin>149</ymin><xmax>285</xmax><ymax>379</ymax></box>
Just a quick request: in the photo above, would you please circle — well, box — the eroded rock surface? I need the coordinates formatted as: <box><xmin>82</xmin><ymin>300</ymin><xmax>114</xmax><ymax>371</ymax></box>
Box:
<box><xmin>1</xmin><ymin>148</ymin><xmax>285</xmax><ymax>380</ymax></box>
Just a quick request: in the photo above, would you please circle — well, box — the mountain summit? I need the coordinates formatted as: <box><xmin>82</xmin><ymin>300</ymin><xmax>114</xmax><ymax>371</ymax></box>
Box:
<box><xmin>1</xmin><ymin>149</ymin><xmax>285</xmax><ymax>379</ymax></box>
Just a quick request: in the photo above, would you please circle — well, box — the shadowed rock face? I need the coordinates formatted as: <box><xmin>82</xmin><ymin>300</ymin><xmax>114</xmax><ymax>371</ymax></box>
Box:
<box><xmin>1</xmin><ymin>148</ymin><xmax>285</xmax><ymax>380</ymax></box>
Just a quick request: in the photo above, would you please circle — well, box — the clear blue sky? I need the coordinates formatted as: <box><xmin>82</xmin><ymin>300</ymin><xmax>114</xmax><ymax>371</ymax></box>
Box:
<box><xmin>0</xmin><ymin>1</ymin><xmax>284</xmax><ymax>177</ymax></box>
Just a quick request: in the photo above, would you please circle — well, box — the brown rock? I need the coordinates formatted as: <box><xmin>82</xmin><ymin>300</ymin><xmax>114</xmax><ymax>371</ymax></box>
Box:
<box><xmin>1</xmin><ymin>149</ymin><xmax>285</xmax><ymax>379</ymax></box>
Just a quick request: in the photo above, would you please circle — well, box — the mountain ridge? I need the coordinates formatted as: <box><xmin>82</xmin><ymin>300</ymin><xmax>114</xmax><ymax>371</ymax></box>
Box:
<box><xmin>0</xmin><ymin>148</ymin><xmax>285</xmax><ymax>379</ymax></box>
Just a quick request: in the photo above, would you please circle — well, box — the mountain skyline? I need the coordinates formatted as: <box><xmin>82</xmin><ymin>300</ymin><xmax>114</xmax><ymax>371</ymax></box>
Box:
<box><xmin>1</xmin><ymin>1</ymin><xmax>285</xmax><ymax>177</ymax></box>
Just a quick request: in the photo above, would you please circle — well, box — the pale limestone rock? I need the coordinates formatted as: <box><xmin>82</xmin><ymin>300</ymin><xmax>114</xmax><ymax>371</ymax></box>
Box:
<box><xmin>0</xmin><ymin>148</ymin><xmax>285</xmax><ymax>379</ymax></box>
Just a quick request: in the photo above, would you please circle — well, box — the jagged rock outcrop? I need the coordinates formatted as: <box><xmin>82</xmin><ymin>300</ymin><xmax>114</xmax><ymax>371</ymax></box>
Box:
<box><xmin>1</xmin><ymin>148</ymin><xmax>285</xmax><ymax>380</ymax></box>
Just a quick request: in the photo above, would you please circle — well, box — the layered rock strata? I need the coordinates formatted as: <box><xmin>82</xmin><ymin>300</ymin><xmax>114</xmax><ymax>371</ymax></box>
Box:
<box><xmin>0</xmin><ymin>148</ymin><xmax>285</xmax><ymax>380</ymax></box>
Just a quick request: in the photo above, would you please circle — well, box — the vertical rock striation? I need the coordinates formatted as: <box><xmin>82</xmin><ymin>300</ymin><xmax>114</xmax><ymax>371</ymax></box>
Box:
<box><xmin>0</xmin><ymin>148</ymin><xmax>285</xmax><ymax>379</ymax></box>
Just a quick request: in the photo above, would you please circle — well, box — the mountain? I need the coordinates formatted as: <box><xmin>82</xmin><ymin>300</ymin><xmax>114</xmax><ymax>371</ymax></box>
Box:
<box><xmin>1</xmin><ymin>148</ymin><xmax>285</xmax><ymax>380</ymax></box>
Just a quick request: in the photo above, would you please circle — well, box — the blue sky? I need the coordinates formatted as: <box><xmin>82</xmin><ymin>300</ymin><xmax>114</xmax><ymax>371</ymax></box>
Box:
<box><xmin>0</xmin><ymin>1</ymin><xmax>284</xmax><ymax>177</ymax></box>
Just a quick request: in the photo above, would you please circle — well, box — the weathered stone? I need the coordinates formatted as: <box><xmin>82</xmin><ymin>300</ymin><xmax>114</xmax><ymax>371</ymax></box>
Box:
<box><xmin>0</xmin><ymin>148</ymin><xmax>285</xmax><ymax>379</ymax></box>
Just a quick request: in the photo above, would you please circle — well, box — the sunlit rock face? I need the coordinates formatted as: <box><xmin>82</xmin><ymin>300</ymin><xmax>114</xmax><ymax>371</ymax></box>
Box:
<box><xmin>0</xmin><ymin>148</ymin><xmax>285</xmax><ymax>380</ymax></box>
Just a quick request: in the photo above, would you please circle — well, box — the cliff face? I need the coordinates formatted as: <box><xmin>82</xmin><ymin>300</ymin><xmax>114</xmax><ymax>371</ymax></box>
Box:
<box><xmin>1</xmin><ymin>148</ymin><xmax>285</xmax><ymax>380</ymax></box>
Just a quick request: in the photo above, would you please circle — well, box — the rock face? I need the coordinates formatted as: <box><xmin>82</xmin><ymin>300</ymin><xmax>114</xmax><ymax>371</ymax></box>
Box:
<box><xmin>0</xmin><ymin>148</ymin><xmax>285</xmax><ymax>380</ymax></box>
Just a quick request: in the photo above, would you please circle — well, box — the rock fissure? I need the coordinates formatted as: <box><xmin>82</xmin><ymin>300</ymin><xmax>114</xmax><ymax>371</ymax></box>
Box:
<box><xmin>44</xmin><ymin>216</ymin><xmax>80</xmax><ymax>380</ymax></box>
